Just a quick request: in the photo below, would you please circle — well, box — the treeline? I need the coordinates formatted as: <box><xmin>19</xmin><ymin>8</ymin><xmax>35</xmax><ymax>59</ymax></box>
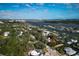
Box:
<box><xmin>43</xmin><ymin>20</ymin><xmax>79</xmax><ymax>24</ymax></box>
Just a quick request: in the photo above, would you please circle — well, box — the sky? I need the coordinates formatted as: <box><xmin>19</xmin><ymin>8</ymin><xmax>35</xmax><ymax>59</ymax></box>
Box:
<box><xmin>0</xmin><ymin>3</ymin><xmax>79</xmax><ymax>20</ymax></box>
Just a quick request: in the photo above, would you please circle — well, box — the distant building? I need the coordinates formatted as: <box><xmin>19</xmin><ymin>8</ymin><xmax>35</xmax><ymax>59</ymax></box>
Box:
<box><xmin>18</xmin><ymin>31</ymin><xmax>23</xmax><ymax>36</ymax></box>
<box><xmin>64</xmin><ymin>47</ymin><xmax>77</xmax><ymax>56</ymax></box>
<box><xmin>30</xmin><ymin>34</ymin><xmax>36</xmax><ymax>39</ymax></box>
<box><xmin>0</xmin><ymin>21</ymin><xmax>4</xmax><ymax>24</ymax></box>
<box><xmin>28</xmin><ymin>49</ymin><xmax>43</xmax><ymax>56</ymax></box>
<box><xmin>42</xmin><ymin>30</ymin><xmax>50</xmax><ymax>36</ymax></box>
<box><xmin>67</xmin><ymin>41</ymin><xmax>72</xmax><ymax>45</ymax></box>
<box><xmin>67</xmin><ymin>39</ymin><xmax>78</xmax><ymax>45</ymax></box>
<box><xmin>4</xmin><ymin>32</ymin><xmax>10</xmax><ymax>37</ymax></box>
<box><xmin>71</xmin><ymin>39</ymin><xmax>78</xmax><ymax>43</ymax></box>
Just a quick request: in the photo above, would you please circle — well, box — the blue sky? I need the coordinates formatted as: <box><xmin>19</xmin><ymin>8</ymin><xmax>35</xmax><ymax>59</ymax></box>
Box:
<box><xmin>0</xmin><ymin>3</ymin><xmax>79</xmax><ymax>20</ymax></box>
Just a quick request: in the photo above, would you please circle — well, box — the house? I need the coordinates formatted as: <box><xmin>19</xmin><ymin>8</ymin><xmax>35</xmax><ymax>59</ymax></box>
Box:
<box><xmin>67</xmin><ymin>39</ymin><xmax>78</xmax><ymax>45</ymax></box>
<box><xmin>4</xmin><ymin>32</ymin><xmax>10</xmax><ymax>37</ymax></box>
<box><xmin>0</xmin><ymin>21</ymin><xmax>4</xmax><ymax>24</ymax></box>
<box><xmin>67</xmin><ymin>41</ymin><xmax>72</xmax><ymax>45</ymax></box>
<box><xmin>30</xmin><ymin>34</ymin><xmax>36</xmax><ymax>39</ymax></box>
<box><xmin>18</xmin><ymin>31</ymin><xmax>23</xmax><ymax>36</ymax></box>
<box><xmin>64</xmin><ymin>47</ymin><xmax>77</xmax><ymax>56</ymax></box>
<box><xmin>71</xmin><ymin>39</ymin><xmax>78</xmax><ymax>43</ymax></box>
<box><xmin>73</xmin><ymin>30</ymin><xmax>79</xmax><ymax>33</ymax></box>
<box><xmin>28</xmin><ymin>50</ymin><xmax>42</xmax><ymax>56</ymax></box>
<box><xmin>76</xmin><ymin>30</ymin><xmax>79</xmax><ymax>33</ymax></box>
<box><xmin>42</xmin><ymin>30</ymin><xmax>50</xmax><ymax>36</ymax></box>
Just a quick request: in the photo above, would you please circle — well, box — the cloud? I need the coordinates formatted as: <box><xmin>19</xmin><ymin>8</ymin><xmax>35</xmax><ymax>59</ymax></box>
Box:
<box><xmin>0</xmin><ymin>10</ymin><xmax>19</xmax><ymax>19</ymax></box>
<box><xmin>0</xmin><ymin>10</ymin><xmax>11</xmax><ymax>15</ymax></box>
<box><xmin>25</xmin><ymin>3</ymin><xmax>44</xmax><ymax>11</ymax></box>
<box><xmin>25</xmin><ymin>4</ymin><xmax>32</xmax><ymax>7</ymax></box>
<box><xmin>25</xmin><ymin>3</ymin><xmax>44</xmax><ymax>7</ymax></box>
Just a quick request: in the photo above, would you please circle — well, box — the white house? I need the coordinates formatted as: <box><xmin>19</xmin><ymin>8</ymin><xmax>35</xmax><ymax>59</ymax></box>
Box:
<box><xmin>30</xmin><ymin>35</ymin><xmax>36</xmax><ymax>39</ymax></box>
<box><xmin>76</xmin><ymin>30</ymin><xmax>79</xmax><ymax>33</ymax></box>
<box><xmin>71</xmin><ymin>39</ymin><xmax>78</xmax><ymax>43</ymax></box>
<box><xmin>67</xmin><ymin>41</ymin><xmax>72</xmax><ymax>45</ymax></box>
<box><xmin>28</xmin><ymin>50</ymin><xmax>41</xmax><ymax>56</ymax></box>
<box><xmin>0</xmin><ymin>21</ymin><xmax>4</xmax><ymax>24</ymax></box>
<box><xmin>18</xmin><ymin>31</ymin><xmax>23</xmax><ymax>36</ymax></box>
<box><xmin>42</xmin><ymin>30</ymin><xmax>50</xmax><ymax>36</ymax></box>
<box><xmin>4</xmin><ymin>32</ymin><xmax>10</xmax><ymax>37</ymax></box>
<box><xmin>64</xmin><ymin>47</ymin><xmax>77</xmax><ymax>56</ymax></box>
